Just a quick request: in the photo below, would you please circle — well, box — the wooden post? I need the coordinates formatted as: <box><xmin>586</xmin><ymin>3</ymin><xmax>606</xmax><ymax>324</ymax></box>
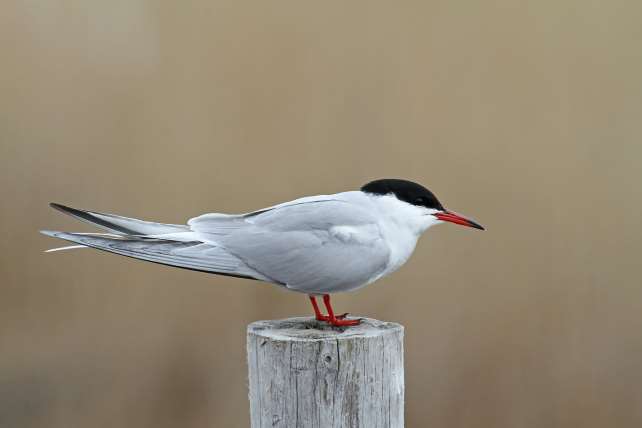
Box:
<box><xmin>247</xmin><ymin>317</ymin><xmax>404</xmax><ymax>428</ymax></box>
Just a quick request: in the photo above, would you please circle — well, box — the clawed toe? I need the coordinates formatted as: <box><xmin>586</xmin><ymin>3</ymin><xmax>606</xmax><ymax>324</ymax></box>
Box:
<box><xmin>315</xmin><ymin>314</ymin><xmax>360</xmax><ymax>326</ymax></box>
<box><xmin>328</xmin><ymin>317</ymin><xmax>361</xmax><ymax>326</ymax></box>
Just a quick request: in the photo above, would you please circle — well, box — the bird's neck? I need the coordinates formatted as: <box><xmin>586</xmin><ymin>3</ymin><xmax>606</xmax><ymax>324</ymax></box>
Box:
<box><xmin>369</xmin><ymin>195</ymin><xmax>436</xmax><ymax>276</ymax></box>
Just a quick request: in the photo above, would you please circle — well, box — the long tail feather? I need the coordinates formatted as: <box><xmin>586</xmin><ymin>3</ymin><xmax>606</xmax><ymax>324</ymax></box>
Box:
<box><xmin>45</xmin><ymin>245</ymin><xmax>88</xmax><ymax>253</ymax></box>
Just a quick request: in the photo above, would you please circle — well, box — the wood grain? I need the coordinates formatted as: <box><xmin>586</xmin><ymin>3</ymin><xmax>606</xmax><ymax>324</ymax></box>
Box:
<box><xmin>247</xmin><ymin>317</ymin><xmax>404</xmax><ymax>428</ymax></box>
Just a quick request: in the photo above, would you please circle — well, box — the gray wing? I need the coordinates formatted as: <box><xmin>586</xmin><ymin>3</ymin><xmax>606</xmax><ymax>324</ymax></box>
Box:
<box><xmin>49</xmin><ymin>203</ymin><xmax>188</xmax><ymax>235</ymax></box>
<box><xmin>40</xmin><ymin>231</ymin><xmax>274</xmax><ymax>282</ymax></box>
<box><xmin>218</xmin><ymin>199</ymin><xmax>391</xmax><ymax>294</ymax></box>
<box><xmin>42</xmin><ymin>196</ymin><xmax>390</xmax><ymax>292</ymax></box>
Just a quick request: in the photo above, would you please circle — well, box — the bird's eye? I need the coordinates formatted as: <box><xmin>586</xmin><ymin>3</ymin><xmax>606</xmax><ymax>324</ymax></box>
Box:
<box><xmin>415</xmin><ymin>197</ymin><xmax>426</xmax><ymax>205</ymax></box>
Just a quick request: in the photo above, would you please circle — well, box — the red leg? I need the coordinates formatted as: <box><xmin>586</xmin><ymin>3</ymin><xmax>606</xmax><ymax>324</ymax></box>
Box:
<box><xmin>309</xmin><ymin>295</ymin><xmax>328</xmax><ymax>321</ymax></box>
<box><xmin>309</xmin><ymin>295</ymin><xmax>350</xmax><ymax>322</ymax></box>
<box><xmin>322</xmin><ymin>294</ymin><xmax>360</xmax><ymax>326</ymax></box>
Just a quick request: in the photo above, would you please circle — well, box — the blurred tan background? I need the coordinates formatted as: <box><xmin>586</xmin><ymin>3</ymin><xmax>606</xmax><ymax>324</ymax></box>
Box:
<box><xmin>1</xmin><ymin>1</ymin><xmax>642</xmax><ymax>427</ymax></box>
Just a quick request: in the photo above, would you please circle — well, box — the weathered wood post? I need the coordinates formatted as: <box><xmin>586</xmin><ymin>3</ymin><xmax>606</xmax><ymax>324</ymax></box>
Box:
<box><xmin>247</xmin><ymin>317</ymin><xmax>404</xmax><ymax>428</ymax></box>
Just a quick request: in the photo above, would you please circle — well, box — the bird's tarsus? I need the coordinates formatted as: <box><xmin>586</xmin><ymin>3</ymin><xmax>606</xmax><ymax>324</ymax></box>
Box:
<box><xmin>308</xmin><ymin>295</ymin><xmax>361</xmax><ymax>326</ymax></box>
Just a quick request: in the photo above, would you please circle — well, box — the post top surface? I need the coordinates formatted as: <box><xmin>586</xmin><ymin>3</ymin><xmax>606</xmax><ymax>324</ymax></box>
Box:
<box><xmin>247</xmin><ymin>316</ymin><xmax>403</xmax><ymax>341</ymax></box>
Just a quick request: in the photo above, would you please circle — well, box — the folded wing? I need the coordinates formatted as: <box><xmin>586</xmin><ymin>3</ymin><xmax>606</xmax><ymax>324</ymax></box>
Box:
<box><xmin>220</xmin><ymin>199</ymin><xmax>391</xmax><ymax>293</ymax></box>
<box><xmin>42</xmin><ymin>195</ymin><xmax>391</xmax><ymax>293</ymax></box>
<box><xmin>41</xmin><ymin>230</ymin><xmax>274</xmax><ymax>282</ymax></box>
<box><xmin>49</xmin><ymin>203</ymin><xmax>188</xmax><ymax>235</ymax></box>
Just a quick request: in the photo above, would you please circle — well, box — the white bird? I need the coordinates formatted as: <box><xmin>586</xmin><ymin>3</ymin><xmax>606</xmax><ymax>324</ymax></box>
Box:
<box><xmin>42</xmin><ymin>179</ymin><xmax>484</xmax><ymax>326</ymax></box>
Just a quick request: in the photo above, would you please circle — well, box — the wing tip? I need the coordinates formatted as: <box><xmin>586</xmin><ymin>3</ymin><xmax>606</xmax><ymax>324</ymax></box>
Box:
<box><xmin>40</xmin><ymin>229</ymin><xmax>61</xmax><ymax>238</ymax></box>
<box><xmin>49</xmin><ymin>202</ymin><xmax>79</xmax><ymax>216</ymax></box>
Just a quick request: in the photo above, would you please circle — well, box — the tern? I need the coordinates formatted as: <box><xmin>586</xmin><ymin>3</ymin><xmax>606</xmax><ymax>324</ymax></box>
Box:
<box><xmin>42</xmin><ymin>179</ymin><xmax>484</xmax><ymax>326</ymax></box>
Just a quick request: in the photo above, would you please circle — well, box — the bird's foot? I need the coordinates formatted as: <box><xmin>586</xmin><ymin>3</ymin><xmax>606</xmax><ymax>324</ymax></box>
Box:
<box><xmin>315</xmin><ymin>312</ymin><xmax>349</xmax><ymax>321</ymax></box>
<box><xmin>316</xmin><ymin>314</ymin><xmax>361</xmax><ymax>326</ymax></box>
<box><xmin>327</xmin><ymin>317</ymin><xmax>361</xmax><ymax>327</ymax></box>
<box><xmin>310</xmin><ymin>295</ymin><xmax>360</xmax><ymax>327</ymax></box>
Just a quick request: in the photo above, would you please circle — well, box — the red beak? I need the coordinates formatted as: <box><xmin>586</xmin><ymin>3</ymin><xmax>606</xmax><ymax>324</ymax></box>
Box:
<box><xmin>434</xmin><ymin>211</ymin><xmax>485</xmax><ymax>230</ymax></box>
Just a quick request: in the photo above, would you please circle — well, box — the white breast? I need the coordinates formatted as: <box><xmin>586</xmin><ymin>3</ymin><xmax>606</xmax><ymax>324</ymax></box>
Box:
<box><xmin>366</xmin><ymin>194</ymin><xmax>439</xmax><ymax>281</ymax></box>
<box><xmin>378</xmin><ymin>223</ymin><xmax>419</xmax><ymax>278</ymax></box>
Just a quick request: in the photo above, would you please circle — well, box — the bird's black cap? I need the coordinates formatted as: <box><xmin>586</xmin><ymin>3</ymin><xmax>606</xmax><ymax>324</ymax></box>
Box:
<box><xmin>361</xmin><ymin>179</ymin><xmax>444</xmax><ymax>210</ymax></box>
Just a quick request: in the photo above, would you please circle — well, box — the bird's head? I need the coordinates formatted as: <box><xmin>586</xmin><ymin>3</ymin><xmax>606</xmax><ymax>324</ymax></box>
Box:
<box><xmin>361</xmin><ymin>178</ymin><xmax>485</xmax><ymax>232</ymax></box>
